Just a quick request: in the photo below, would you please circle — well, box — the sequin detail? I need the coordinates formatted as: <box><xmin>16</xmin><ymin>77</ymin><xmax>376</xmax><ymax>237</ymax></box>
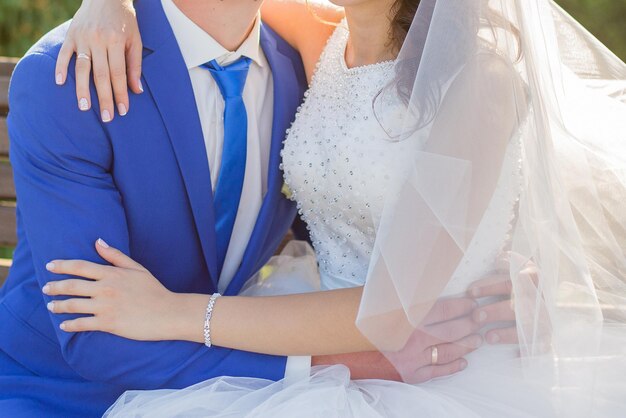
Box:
<box><xmin>281</xmin><ymin>20</ymin><xmax>523</xmax><ymax>292</ymax></box>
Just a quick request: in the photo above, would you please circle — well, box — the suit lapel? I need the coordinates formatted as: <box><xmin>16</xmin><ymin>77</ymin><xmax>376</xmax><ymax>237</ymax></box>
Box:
<box><xmin>137</xmin><ymin>0</ymin><xmax>219</xmax><ymax>287</ymax></box>
<box><xmin>224</xmin><ymin>25</ymin><xmax>301</xmax><ymax>295</ymax></box>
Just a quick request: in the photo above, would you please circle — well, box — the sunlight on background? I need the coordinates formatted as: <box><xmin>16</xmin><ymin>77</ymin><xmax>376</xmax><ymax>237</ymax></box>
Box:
<box><xmin>0</xmin><ymin>0</ymin><xmax>625</xmax><ymax>60</ymax></box>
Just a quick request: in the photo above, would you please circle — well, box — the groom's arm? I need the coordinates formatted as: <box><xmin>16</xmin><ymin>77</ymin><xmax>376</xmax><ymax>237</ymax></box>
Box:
<box><xmin>8</xmin><ymin>51</ymin><xmax>287</xmax><ymax>388</ymax></box>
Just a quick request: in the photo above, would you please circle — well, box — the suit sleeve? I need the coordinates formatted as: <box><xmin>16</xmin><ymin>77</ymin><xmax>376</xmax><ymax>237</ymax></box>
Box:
<box><xmin>8</xmin><ymin>52</ymin><xmax>287</xmax><ymax>388</ymax></box>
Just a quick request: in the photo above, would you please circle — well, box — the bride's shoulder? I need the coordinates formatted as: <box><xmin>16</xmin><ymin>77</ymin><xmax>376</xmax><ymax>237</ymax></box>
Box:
<box><xmin>458</xmin><ymin>51</ymin><xmax>526</xmax><ymax>101</ymax></box>
<box><xmin>445</xmin><ymin>51</ymin><xmax>528</xmax><ymax>127</ymax></box>
<box><xmin>261</xmin><ymin>1</ymin><xmax>343</xmax><ymax>82</ymax></box>
<box><xmin>427</xmin><ymin>50</ymin><xmax>528</xmax><ymax>155</ymax></box>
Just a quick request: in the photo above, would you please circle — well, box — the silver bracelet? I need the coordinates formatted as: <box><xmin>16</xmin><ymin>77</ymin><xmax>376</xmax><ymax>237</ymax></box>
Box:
<box><xmin>203</xmin><ymin>293</ymin><xmax>222</xmax><ymax>348</ymax></box>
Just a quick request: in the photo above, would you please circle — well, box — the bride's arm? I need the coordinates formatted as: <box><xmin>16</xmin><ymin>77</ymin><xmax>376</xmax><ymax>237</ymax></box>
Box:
<box><xmin>42</xmin><ymin>239</ymin><xmax>480</xmax><ymax>357</ymax></box>
<box><xmin>261</xmin><ymin>0</ymin><xmax>343</xmax><ymax>80</ymax></box>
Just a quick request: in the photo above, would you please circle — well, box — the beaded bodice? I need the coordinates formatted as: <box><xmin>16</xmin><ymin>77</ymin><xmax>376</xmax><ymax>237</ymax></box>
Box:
<box><xmin>281</xmin><ymin>21</ymin><xmax>522</xmax><ymax>293</ymax></box>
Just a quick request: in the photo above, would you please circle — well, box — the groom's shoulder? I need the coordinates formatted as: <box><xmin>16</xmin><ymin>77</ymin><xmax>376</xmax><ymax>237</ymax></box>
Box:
<box><xmin>21</xmin><ymin>21</ymin><xmax>70</xmax><ymax>63</ymax></box>
<box><xmin>8</xmin><ymin>21</ymin><xmax>110</xmax><ymax>161</ymax></box>
<box><xmin>9</xmin><ymin>20</ymin><xmax>74</xmax><ymax>116</ymax></box>
<box><xmin>10</xmin><ymin>21</ymin><xmax>71</xmax><ymax>97</ymax></box>
<box><xmin>262</xmin><ymin>23</ymin><xmax>299</xmax><ymax>61</ymax></box>
<box><xmin>261</xmin><ymin>23</ymin><xmax>306</xmax><ymax>87</ymax></box>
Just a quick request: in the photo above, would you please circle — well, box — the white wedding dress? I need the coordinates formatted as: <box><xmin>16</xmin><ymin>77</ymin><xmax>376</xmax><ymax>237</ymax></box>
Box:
<box><xmin>106</xmin><ymin>20</ymin><xmax>626</xmax><ymax>418</ymax></box>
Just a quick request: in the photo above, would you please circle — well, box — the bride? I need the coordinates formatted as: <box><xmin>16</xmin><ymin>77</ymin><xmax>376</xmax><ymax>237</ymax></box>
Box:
<box><xmin>46</xmin><ymin>0</ymin><xmax>626</xmax><ymax>416</ymax></box>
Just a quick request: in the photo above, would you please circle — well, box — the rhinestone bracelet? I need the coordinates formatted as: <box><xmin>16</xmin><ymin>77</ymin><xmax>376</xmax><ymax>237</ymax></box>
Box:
<box><xmin>203</xmin><ymin>293</ymin><xmax>222</xmax><ymax>348</ymax></box>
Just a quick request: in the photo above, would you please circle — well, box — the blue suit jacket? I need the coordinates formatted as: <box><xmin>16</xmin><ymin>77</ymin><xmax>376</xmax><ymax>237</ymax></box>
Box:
<box><xmin>0</xmin><ymin>1</ymin><xmax>306</xmax><ymax>416</ymax></box>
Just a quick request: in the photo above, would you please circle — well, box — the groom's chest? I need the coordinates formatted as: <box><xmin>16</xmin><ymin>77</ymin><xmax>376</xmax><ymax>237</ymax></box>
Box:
<box><xmin>188</xmin><ymin>64</ymin><xmax>274</xmax><ymax>194</ymax></box>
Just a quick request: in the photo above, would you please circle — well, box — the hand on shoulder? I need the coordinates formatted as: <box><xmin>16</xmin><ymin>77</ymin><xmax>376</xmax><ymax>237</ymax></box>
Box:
<box><xmin>55</xmin><ymin>0</ymin><xmax>143</xmax><ymax>123</ymax></box>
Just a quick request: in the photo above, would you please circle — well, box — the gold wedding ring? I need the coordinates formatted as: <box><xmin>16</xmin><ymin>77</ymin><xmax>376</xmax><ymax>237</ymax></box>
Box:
<box><xmin>431</xmin><ymin>346</ymin><xmax>439</xmax><ymax>365</ymax></box>
<box><xmin>77</xmin><ymin>52</ymin><xmax>91</xmax><ymax>61</ymax></box>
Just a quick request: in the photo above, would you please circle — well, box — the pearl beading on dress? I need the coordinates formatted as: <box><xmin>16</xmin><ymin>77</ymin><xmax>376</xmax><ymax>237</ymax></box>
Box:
<box><xmin>281</xmin><ymin>20</ymin><xmax>524</xmax><ymax>292</ymax></box>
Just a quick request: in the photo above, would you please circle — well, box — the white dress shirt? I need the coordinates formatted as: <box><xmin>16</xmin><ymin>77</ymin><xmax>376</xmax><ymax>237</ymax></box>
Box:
<box><xmin>162</xmin><ymin>0</ymin><xmax>310</xmax><ymax>381</ymax></box>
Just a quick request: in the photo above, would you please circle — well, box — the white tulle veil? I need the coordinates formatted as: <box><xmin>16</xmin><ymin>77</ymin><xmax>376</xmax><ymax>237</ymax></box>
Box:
<box><xmin>357</xmin><ymin>0</ymin><xmax>626</xmax><ymax>413</ymax></box>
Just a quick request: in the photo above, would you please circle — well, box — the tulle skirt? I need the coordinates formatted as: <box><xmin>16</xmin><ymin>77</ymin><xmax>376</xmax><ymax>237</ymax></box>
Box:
<box><xmin>104</xmin><ymin>343</ymin><xmax>626</xmax><ymax>418</ymax></box>
<box><xmin>105</xmin><ymin>243</ymin><xmax>626</xmax><ymax>417</ymax></box>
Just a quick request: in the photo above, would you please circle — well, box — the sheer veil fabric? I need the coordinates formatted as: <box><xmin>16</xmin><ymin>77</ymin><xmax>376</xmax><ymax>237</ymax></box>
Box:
<box><xmin>358</xmin><ymin>0</ymin><xmax>626</xmax><ymax>413</ymax></box>
<box><xmin>103</xmin><ymin>1</ymin><xmax>626</xmax><ymax>416</ymax></box>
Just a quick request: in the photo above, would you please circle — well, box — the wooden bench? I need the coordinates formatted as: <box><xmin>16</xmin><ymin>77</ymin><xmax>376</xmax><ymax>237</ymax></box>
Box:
<box><xmin>0</xmin><ymin>57</ymin><xmax>18</xmax><ymax>285</ymax></box>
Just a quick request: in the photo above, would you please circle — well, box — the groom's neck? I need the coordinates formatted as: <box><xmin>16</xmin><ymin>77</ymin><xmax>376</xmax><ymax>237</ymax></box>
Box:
<box><xmin>173</xmin><ymin>0</ymin><xmax>263</xmax><ymax>51</ymax></box>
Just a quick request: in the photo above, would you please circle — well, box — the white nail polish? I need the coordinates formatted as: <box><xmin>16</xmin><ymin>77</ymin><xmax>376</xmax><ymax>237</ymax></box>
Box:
<box><xmin>79</xmin><ymin>98</ymin><xmax>89</xmax><ymax>111</ymax></box>
<box><xmin>55</xmin><ymin>73</ymin><xmax>63</xmax><ymax>85</ymax></box>
<box><xmin>60</xmin><ymin>322</ymin><xmax>67</xmax><ymax>330</ymax></box>
<box><xmin>42</xmin><ymin>284</ymin><xmax>50</xmax><ymax>293</ymax></box>
<box><xmin>138</xmin><ymin>79</ymin><xmax>144</xmax><ymax>93</ymax></box>
<box><xmin>97</xmin><ymin>238</ymin><xmax>110</xmax><ymax>248</ymax></box>
<box><xmin>102</xmin><ymin>109</ymin><xmax>112</xmax><ymax>122</ymax></box>
<box><xmin>46</xmin><ymin>262</ymin><xmax>56</xmax><ymax>271</ymax></box>
<box><xmin>118</xmin><ymin>103</ymin><xmax>127</xmax><ymax>116</ymax></box>
<box><xmin>47</xmin><ymin>301</ymin><xmax>54</xmax><ymax>311</ymax></box>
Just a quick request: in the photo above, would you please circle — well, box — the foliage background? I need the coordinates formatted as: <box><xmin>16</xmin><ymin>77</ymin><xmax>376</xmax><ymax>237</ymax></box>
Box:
<box><xmin>0</xmin><ymin>0</ymin><xmax>625</xmax><ymax>60</ymax></box>
<box><xmin>0</xmin><ymin>0</ymin><xmax>80</xmax><ymax>57</ymax></box>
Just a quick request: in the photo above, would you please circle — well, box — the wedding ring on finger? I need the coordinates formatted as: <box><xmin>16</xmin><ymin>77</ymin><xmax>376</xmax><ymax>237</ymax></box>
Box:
<box><xmin>431</xmin><ymin>346</ymin><xmax>439</xmax><ymax>365</ymax></box>
<box><xmin>77</xmin><ymin>52</ymin><xmax>91</xmax><ymax>61</ymax></box>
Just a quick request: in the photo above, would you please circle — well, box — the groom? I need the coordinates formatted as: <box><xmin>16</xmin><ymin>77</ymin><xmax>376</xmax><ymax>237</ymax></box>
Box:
<box><xmin>1</xmin><ymin>0</ymin><xmax>312</xmax><ymax>416</ymax></box>
<box><xmin>0</xmin><ymin>0</ymin><xmax>506</xmax><ymax>417</ymax></box>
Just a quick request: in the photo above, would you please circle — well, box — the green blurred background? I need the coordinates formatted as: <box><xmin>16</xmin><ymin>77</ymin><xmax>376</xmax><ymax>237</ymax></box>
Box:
<box><xmin>0</xmin><ymin>0</ymin><xmax>625</xmax><ymax>60</ymax></box>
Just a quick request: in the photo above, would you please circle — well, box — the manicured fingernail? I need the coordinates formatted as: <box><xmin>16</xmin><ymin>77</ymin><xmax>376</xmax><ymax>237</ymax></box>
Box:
<box><xmin>46</xmin><ymin>262</ymin><xmax>56</xmax><ymax>271</ymax></box>
<box><xmin>138</xmin><ymin>79</ymin><xmax>144</xmax><ymax>93</ymax></box>
<box><xmin>460</xmin><ymin>359</ymin><xmax>468</xmax><ymax>369</ymax></box>
<box><xmin>79</xmin><ymin>98</ymin><xmax>89</xmax><ymax>111</ymax></box>
<box><xmin>97</xmin><ymin>238</ymin><xmax>109</xmax><ymax>248</ymax></box>
<box><xmin>60</xmin><ymin>322</ymin><xmax>67</xmax><ymax>330</ymax></box>
<box><xmin>118</xmin><ymin>103</ymin><xmax>127</xmax><ymax>116</ymax></box>
<box><xmin>47</xmin><ymin>301</ymin><xmax>55</xmax><ymax>312</ymax></box>
<box><xmin>56</xmin><ymin>73</ymin><xmax>63</xmax><ymax>85</ymax></box>
<box><xmin>489</xmin><ymin>333</ymin><xmax>500</xmax><ymax>344</ymax></box>
<box><xmin>471</xmin><ymin>287</ymin><xmax>481</xmax><ymax>298</ymax></box>
<box><xmin>101</xmin><ymin>109</ymin><xmax>112</xmax><ymax>122</ymax></box>
<box><xmin>42</xmin><ymin>284</ymin><xmax>51</xmax><ymax>294</ymax></box>
<box><xmin>478</xmin><ymin>311</ymin><xmax>487</xmax><ymax>322</ymax></box>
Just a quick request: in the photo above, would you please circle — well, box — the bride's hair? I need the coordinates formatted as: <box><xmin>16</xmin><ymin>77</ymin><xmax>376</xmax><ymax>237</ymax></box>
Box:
<box><xmin>374</xmin><ymin>0</ymin><xmax>524</xmax><ymax>141</ymax></box>
<box><xmin>390</xmin><ymin>0</ymin><xmax>421</xmax><ymax>52</ymax></box>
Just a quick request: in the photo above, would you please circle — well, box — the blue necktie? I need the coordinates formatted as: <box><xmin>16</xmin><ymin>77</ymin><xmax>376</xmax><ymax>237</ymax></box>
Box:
<box><xmin>201</xmin><ymin>57</ymin><xmax>252</xmax><ymax>278</ymax></box>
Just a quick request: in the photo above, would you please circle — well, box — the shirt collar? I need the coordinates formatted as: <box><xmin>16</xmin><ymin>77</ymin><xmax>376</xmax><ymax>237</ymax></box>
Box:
<box><xmin>161</xmin><ymin>0</ymin><xmax>264</xmax><ymax>69</ymax></box>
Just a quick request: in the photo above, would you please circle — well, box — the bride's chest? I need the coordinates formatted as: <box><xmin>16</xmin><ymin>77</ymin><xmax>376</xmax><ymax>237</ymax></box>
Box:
<box><xmin>281</xmin><ymin>85</ymin><xmax>404</xmax><ymax>224</ymax></box>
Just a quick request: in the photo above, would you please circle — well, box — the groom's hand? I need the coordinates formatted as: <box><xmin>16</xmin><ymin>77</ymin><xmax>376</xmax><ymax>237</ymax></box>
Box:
<box><xmin>468</xmin><ymin>258</ymin><xmax>539</xmax><ymax>344</ymax></box>
<box><xmin>313</xmin><ymin>297</ymin><xmax>483</xmax><ymax>384</ymax></box>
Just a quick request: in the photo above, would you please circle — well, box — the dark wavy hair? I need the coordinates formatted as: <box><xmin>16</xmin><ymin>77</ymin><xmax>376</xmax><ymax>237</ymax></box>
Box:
<box><xmin>389</xmin><ymin>0</ymin><xmax>421</xmax><ymax>52</ymax></box>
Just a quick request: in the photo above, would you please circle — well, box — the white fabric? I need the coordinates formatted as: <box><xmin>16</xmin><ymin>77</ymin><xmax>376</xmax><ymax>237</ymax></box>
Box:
<box><xmin>106</xmin><ymin>2</ymin><xmax>626</xmax><ymax>416</ymax></box>
<box><xmin>161</xmin><ymin>1</ymin><xmax>307</xmax><ymax>380</ymax></box>
<box><xmin>356</xmin><ymin>0</ymin><xmax>626</xmax><ymax>414</ymax></box>
<box><xmin>281</xmin><ymin>21</ymin><xmax>522</xmax><ymax>297</ymax></box>
<box><xmin>284</xmin><ymin>355</ymin><xmax>312</xmax><ymax>383</ymax></box>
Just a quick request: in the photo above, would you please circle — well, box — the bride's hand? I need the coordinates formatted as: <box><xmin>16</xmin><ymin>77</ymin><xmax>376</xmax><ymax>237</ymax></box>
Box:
<box><xmin>42</xmin><ymin>239</ymin><xmax>190</xmax><ymax>341</ymax></box>
<box><xmin>56</xmin><ymin>0</ymin><xmax>143</xmax><ymax>122</ymax></box>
